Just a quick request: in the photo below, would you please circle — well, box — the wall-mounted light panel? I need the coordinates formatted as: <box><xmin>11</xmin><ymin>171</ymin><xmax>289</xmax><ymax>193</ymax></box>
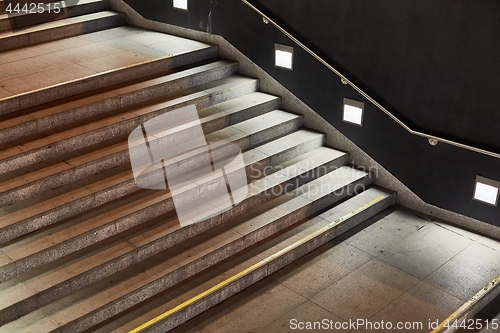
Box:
<box><xmin>275</xmin><ymin>44</ymin><xmax>294</xmax><ymax>70</ymax></box>
<box><xmin>343</xmin><ymin>98</ymin><xmax>364</xmax><ymax>126</ymax></box>
<box><xmin>473</xmin><ymin>176</ymin><xmax>500</xmax><ymax>206</ymax></box>
<box><xmin>173</xmin><ymin>0</ymin><xmax>188</xmax><ymax>10</ymax></box>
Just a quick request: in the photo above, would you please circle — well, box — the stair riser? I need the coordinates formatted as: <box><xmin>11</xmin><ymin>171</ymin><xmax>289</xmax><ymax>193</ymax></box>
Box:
<box><xmin>0</xmin><ymin>120</ymin><xmax>306</xmax><ymax>282</ymax></box>
<box><xmin>0</xmin><ymin>85</ymin><xmax>264</xmax><ymax>211</ymax></box>
<box><xmin>54</xmin><ymin>176</ymin><xmax>373</xmax><ymax>333</ymax></box>
<box><xmin>0</xmin><ymin>46</ymin><xmax>219</xmax><ymax>117</ymax></box>
<box><xmin>0</xmin><ymin>149</ymin><xmax>345</xmax><ymax>325</ymax></box>
<box><xmin>0</xmin><ymin>62</ymin><xmax>240</xmax><ymax>144</ymax></box>
<box><xmin>0</xmin><ymin>120</ymin><xmax>313</xmax><ymax>247</ymax></box>
<box><xmin>0</xmin><ymin>1</ymin><xmax>111</xmax><ymax>32</ymax></box>
<box><xmin>145</xmin><ymin>194</ymin><xmax>396</xmax><ymax>333</ymax></box>
<box><xmin>0</xmin><ymin>12</ymin><xmax>125</xmax><ymax>53</ymax></box>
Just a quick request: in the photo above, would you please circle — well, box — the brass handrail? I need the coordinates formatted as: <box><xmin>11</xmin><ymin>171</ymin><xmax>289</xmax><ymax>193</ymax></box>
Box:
<box><xmin>241</xmin><ymin>0</ymin><xmax>500</xmax><ymax>159</ymax></box>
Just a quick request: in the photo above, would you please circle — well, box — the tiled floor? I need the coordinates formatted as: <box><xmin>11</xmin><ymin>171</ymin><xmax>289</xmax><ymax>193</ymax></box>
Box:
<box><xmin>0</xmin><ymin>26</ymin><xmax>211</xmax><ymax>95</ymax></box>
<box><xmin>172</xmin><ymin>207</ymin><xmax>500</xmax><ymax>333</ymax></box>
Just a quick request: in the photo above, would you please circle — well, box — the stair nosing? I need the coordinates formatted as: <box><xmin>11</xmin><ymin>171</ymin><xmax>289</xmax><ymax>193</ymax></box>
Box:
<box><xmin>0</xmin><ymin>47</ymin><xmax>217</xmax><ymax>106</ymax></box>
<box><xmin>0</xmin><ymin>60</ymin><xmax>240</xmax><ymax>143</ymax></box>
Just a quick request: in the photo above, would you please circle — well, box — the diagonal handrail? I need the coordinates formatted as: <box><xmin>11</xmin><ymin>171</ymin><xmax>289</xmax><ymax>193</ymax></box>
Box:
<box><xmin>241</xmin><ymin>0</ymin><xmax>500</xmax><ymax>159</ymax></box>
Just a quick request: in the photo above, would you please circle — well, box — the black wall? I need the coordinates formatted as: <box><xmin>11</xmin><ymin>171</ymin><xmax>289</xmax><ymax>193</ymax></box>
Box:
<box><xmin>124</xmin><ymin>0</ymin><xmax>500</xmax><ymax>226</ymax></box>
<box><xmin>251</xmin><ymin>0</ymin><xmax>500</xmax><ymax>152</ymax></box>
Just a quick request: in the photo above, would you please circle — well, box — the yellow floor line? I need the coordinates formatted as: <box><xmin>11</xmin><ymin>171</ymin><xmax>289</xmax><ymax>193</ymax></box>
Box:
<box><xmin>129</xmin><ymin>195</ymin><xmax>386</xmax><ymax>333</ymax></box>
<box><xmin>430</xmin><ymin>274</ymin><xmax>500</xmax><ymax>333</ymax></box>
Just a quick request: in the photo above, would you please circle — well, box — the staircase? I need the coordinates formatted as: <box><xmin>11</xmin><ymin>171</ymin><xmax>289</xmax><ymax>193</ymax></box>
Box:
<box><xmin>0</xmin><ymin>1</ymin><xmax>396</xmax><ymax>332</ymax></box>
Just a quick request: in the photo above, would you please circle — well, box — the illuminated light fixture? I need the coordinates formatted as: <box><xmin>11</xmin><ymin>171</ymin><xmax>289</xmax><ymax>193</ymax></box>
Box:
<box><xmin>473</xmin><ymin>176</ymin><xmax>499</xmax><ymax>206</ymax></box>
<box><xmin>343</xmin><ymin>98</ymin><xmax>364</xmax><ymax>126</ymax></box>
<box><xmin>173</xmin><ymin>0</ymin><xmax>188</xmax><ymax>10</ymax></box>
<box><xmin>275</xmin><ymin>44</ymin><xmax>293</xmax><ymax>70</ymax></box>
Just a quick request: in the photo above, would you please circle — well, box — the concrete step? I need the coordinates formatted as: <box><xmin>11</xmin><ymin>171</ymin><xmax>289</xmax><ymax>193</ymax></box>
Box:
<box><xmin>0</xmin><ymin>167</ymin><xmax>378</xmax><ymax>333</ymax></box>
<box><xmin>0</xmin><ymin>59</ymin><xmax>240</xmax><ymax>145</ymax></box>
<box><xmin>0</xmin><ymin>75</ymin><xmax>259</xmax><ymax>180</ymax></box>
<box><xmin>0</xmin><ymin>145</ymin><xmax>347</xmax><ymax>325</ymax></box>
<box><xmin>0</xmin><ymin>126</ymin><xmax>318</xmax><ymax>245</ymax></box>
<box><xmin>0</xmin><ymin>10</ymin><xmax>124</xmax><ymax>52</ymax></box>
<box><xmin>0</xmin><ymin>110</ymin><xmax>310</xmax><ymax>281</ymax></box>
<box><xmin>0</xmin><ymin>83</ymin><xmax>277</xmax><ymax>215</ymax></box>
<box><xmin>99</xmin><ymin>187</ymin><xmax>396</xmax><ymax>333</ymax></box>
<box><xmin>0</xmin><ymin>26</ymin><xmax>218</xmax><ymax>116</ymax></box>
<box><xmin>0</xmin><ymin>0</ymin><xmax>110</xmax><ymax>32</ymax></box>
<box><xmin>0</xmin><ymin>0</ymin><xmax>6</xmax><ymax>13</ymax></box>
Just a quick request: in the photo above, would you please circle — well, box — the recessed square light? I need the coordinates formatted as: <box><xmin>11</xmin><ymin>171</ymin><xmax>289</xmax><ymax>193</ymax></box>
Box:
<box><xmin>275</xmin><ymin>44</ymin><xmax>293</xmax><ymax>70</ymax></box>
<box><xmin>343</xmin><ymin>98</ymin><xmax>364</xmax><ymax>126</ymax></box>
<box><xmin>173</xmin><ymin>0</ymin><xmax>188</xmax><ymax>10</ymax></box>
<box><xmin>473</xmin><ymin>176</ymin><xmax>499</xmax><ymax>206</ymax></box>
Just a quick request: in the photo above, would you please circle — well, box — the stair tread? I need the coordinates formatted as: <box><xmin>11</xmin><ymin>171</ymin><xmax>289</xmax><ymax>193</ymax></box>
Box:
<box><xmin>0</xmin><ymin>25</ymin><xmax>215</xmax><ymax>105</ymax></box>
<box><xmin>205</xmin><ymin>110</ymin><xmax>296</xmax><ymax>142</ymax></box>
<box><xmin>0</xmin><ymin>167</ymin><xmax>374</xmax><ymax>333</ymax></box>
<box><xmin>0</xmin><ymin>183</ymin><xmax>390</xmax><ymax>333</ymax></box>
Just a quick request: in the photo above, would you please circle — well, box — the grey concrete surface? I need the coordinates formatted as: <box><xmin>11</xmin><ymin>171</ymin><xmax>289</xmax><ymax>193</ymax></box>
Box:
<box><xmin>171</xmin><ymin>207</ymin><xmax>500</xmax><ymax>333</ymax></box>
<box><xmin>0</xmin><ymin>0</ymin><xmax>111</xmax><ymax>32</ymax></box>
